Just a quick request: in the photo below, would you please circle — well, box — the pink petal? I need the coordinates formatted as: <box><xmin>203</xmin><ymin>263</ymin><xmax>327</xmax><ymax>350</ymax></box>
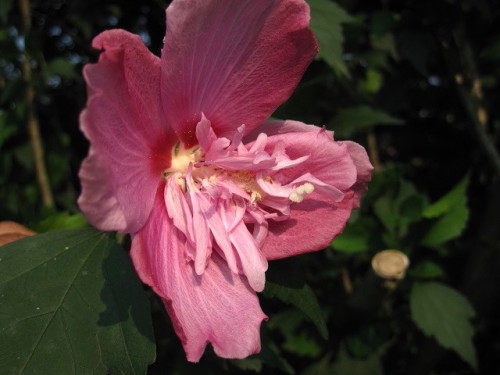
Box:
<box><xmin>161</xmin><ymin>0</ymin><xmax>318</xmax><ymax>146</ymax></box>
<box><xmin>220</xmin><ymin>201</ymin><xmax>268</xmax><ymax>292</ymax></box>
<box><xmin>185</xmin><ymin>166</ymin><xmax>212</xmax><ymax>275</ymax></box>
<box><xmin>130</xmin><ymin>197</ymin><xmax>267</xmax><ymax>362</ymax></box>
<box><xmin>250</xmin><ymin>122</ymin><xmax>370</xmax><ymax>259</ymax></box>
<box><xmin>261</xmin><ymin>192</ymin><xmax>355</xmax><ymax>260</ymax></box>
<box><xmin>344</xmin><ymin>141</ymin><xmax>373</xmax><ymax>208</ymax></box>
<box><xmin>245</xmin><ymin>119</ymin><xmax>330</xmax><ymax>141</ymax></box>
<box><xmin>259</xmin><ymin>125</ymin><xmax>358</xmax><ymax>191</ymax></box>
<box><xmin>78</xmin><ymin>147</ymin><xmax>127</xmax><ymax>231</ymax></box>
<box><xmin>165</xmin><ymin>175</ymin><xmax>194</xmax><ymax>244</ymax></box>
<box><xmin>80</xmin><ymin>30</ymin><xmax>176</xmax><ymax>233</ymax></box>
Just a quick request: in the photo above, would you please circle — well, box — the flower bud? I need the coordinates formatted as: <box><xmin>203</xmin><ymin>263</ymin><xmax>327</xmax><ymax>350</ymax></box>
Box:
<box><xmin>371</xmin><ymin>249</ymin><xmax>409</xmax><ymax>280</ymax></box>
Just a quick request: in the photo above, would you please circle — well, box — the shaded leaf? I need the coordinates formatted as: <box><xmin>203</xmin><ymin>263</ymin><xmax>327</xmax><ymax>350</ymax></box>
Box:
<box><xmin>331</xmin><ymin>217</ymin><xmax>377</xmax><ymax>253</ymax></box>
<box><xmin>230</xmin><ymin>358</ymin><xmax>262</xmax><ymax>373</ymax></box>
<box><xmin>370</xmin><ymin>11</ymin><xmax>398</xmax><ymax>37</ymax></box>
<box><xmin>0</xmin><ymin>228</ymin><xmax>155</xmax><ymax>375</ymax></box>
<box><xmin>480</xmin><ymin>39</ymin><xmax>500</xmax><ymax>61</ymax></box>
<box><xmin>0</xmin><ymin>112</ymin><xmax>16</xmax><ymax>151</ymax></box>
<box><xmin>409</xmin><ymin>261</ymin><xmax>445</xmax><ymax>279</ymax></box>
<box><xmin>410</xmin><ymin>282</ymin><xmax>477</xmax><ymax>369</ymax></box>
<box><xmin>422</xmin><ymin>175</ymin><xmax>468</xmax><ymax>218</ymax></box>
<box><xmin>421</xmin><ymin>176</ymin><xmax>469</xmax><ymax>246</ymax></box>
<box><xmin>331</xmin><ymin>105</ymin><xmax>403</xmax><ymax>138</ymax></box>
<box><xmin>259</xmin><ymin>328</ymin><xmax>295</xmax><ymax>375</ymax></box>
<box><xmin>0</xmin><ymin>0</ymin><xmax>12</xmax><ymax>24</ymax></box>
<box><xmin>308</xmin><ymin>0</ymin><xmax>354</xmax><ymax>76</ymax></box>
<box><xmin>263</xmin><ymin>260</ymin><xmax>328</xmax><ymax>339</ymax></box>
<box><xmin>43</xmin><ymin>58</ymin><xmax>78</xmax><ymax>80</ymax></box>
<box><xmin>396</xmin><ymin>30</ymin><xmax>434</xmax><ymax>75</ymax></box>
<box><xmin>331</xmin><ymin>348</ymin><xmax>383</xmax><ymax>375</ymax></box>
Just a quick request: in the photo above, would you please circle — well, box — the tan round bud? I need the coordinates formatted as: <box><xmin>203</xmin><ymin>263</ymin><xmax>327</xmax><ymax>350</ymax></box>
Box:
<box><xmin>371</xmin><ymin>249</ymin><xmax>409</xmax><ymax>280</ymax></box>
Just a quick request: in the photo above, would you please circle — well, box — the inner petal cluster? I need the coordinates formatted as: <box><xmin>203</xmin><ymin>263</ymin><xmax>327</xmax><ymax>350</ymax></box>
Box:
<box><xmin>161</xmin><ymin>116</ymin><xmax>342</xmax><ymax>292</ymax></box>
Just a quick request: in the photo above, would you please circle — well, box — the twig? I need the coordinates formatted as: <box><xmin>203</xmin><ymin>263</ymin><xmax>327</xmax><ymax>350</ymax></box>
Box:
<box><xmin>367</xmin><ymin>132</ymin><xmax>382</xmax><ymax>172</ymax></box>
<box><xmin>18</xmin><ymin>0</ymin><xmax>54</xmax><ymax>208</ymax></box>
<box><xmin>455</xmin><ymin>82</ymin><xmax>500</xmax><ymax>176</ymax></box>
<box><xmin>341</xmin><ymin>267</ymin><xmax>353</xmax><ymax>294</ymax></box>
<box><xmin>440</xmin><ymin>28</ymin><xmax>500</xmax><ymax>177</ymax></box>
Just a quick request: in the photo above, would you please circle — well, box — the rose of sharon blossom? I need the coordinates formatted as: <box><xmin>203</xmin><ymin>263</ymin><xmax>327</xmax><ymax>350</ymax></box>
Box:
<box><xmin>78</xmin><ymin>0</ymin><xmax>373</xmax><ymax>362</ymax></box>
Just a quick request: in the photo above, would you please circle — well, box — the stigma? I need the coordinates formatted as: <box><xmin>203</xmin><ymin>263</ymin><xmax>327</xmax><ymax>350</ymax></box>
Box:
<box><xmin>288</xmin><ymin>182</ymin><xmax>314</xmax><ymax>203</ymax></box>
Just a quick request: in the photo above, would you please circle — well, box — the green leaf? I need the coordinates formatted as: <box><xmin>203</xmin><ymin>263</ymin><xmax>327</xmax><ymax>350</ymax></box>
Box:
<box><xmin>422</xmin><ymin>175</ymin><xmax>469</xmax><ymax>218</ymax></box>
<box><xmin>330</xmin><ymin>105</ymin><xmax>403</xmax><ymax>138</ymax></box>
<box><xmin>282</xmin><ymin>332</ymin><xmax>321</xmax><ymax>357</ymax></box>
<box><xmin>421</xmin><ymin>176</ymin><xmax>469</xmax><ymax>246</ymax></box>
<box><xmin>370</xmin><ymin>11</ymin><xmax>397</xmax><ymax>37</ymax></box>
<box><xmin>331</xmin><ymin>348</ymin><xmax>383</xmax><ymax>375</ymax></box>
<box><xmin>360</xmin><ymin>69</ymin><xmax>384</xmax><ymax>94</ymax></box>
<box><xmin>371</xmin><ymin>33</ymin><xmax>399</xmax><ymax>60</ymax></box>
<box><xmin>0</xmin><ymin>228</ymin><xmax>155</xmax><ymax>375</ymax></box>
<box><xmin>43</xmin><ymin>58</ymin><xmax>78</xmax><ymax>80</ymax></box>
<box><xmin>331</xmin><ymin>217</ymin><xmax>376</xmax><ymax>253</ymax></box>
<box><xmin>0</xmin><ymin>111</ymin><xmax>16</xmax><ymax>151</ymax></box>
<box><xmin>410</xmin><ymin>282</ymin><xmax>477</xmax><ymax>369</ymax></box>
<box><xmin>480</xmin><ymin>39</ymin><xmax>500</xmax><ymax>61</ymax></box>
<box><xmin>308</xmin><ymin>0</ymin><xmax>354</xmax><ymax>76</ymax></box>
<box><xmin>230</xmin><ymin>358</ymin><xmax>263</xmax><ymax>372</ymax></box>
<box><xmin>263</xmin><ymin>260</ymin><xmax>328</xmax><ymax>339</ymax></box>
<box><xmin>32</xmin><ymin>212</ymin><xmax>89</xmax><ymax>232</ymax></box>
<box><xmin>408</xmin><ymin>261</ymin><xmax>445</xmax><ymax>279</ymax></box>
<box><xmin>0</xmin><ymin>0</ymin><xmax>12</xmax><ymax>24</ymax></box>
<box><xmin>258</xmin><ymin>328</ymin><xmax>295</xmax><ymax>375</ymax></box>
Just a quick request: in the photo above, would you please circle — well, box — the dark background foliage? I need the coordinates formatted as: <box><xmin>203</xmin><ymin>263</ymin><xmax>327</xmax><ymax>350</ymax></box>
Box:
<box><xmin>1</xmin><ymin>0</ymin><xmax>500</xmax><ymax>374</ymax></box>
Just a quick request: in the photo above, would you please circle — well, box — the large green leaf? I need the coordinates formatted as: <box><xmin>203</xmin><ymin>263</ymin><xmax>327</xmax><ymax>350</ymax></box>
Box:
<box><xmin>0</xmin><ymin>228</ymin><xmax>155</xmax><ymax>375</ymax></box>
<box><xmin>308</xmin><ymin>0</ymin><xmax>354</xmax><ymax>76</ymax></box>
<box><xmin>421</xmin><ymin>175</ymin><xmax>469</xmax><ymax>246</ymax></box>
<box><xmin>410</xmin><ymin>282</ymin><xmax>477</xmax><ymax>370</ymax></box>
<box><xmin>263</xmin><ymin>260</ymin><xmax>328</xmax><ymax>340</ymax></box>
<box><xmin>330</xmin><ymin>105</ymin><xmax>403</xmax><ymax>138</ymax></box>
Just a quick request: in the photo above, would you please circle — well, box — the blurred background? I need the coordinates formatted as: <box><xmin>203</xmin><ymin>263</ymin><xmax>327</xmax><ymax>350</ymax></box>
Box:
<box><xmin>1</xmin><ymin>0</ymin><xmax>500</xmax><ymax>374</ymax></box>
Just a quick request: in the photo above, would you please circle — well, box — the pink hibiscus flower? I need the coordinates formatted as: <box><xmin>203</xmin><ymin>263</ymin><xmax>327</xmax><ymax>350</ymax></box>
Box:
<box><xmin>78</xmin><ymin>0</ymin><xmax>372</xmax><ymax>362</ymax></box>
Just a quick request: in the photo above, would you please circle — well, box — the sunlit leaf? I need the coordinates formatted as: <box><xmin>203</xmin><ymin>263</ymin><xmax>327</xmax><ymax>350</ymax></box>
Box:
<box><xmin>0</xmin><ymin>228</ymin><xmax>155</xmax><ymax>375</ymax></box>
<box><xmin>410</xmin><ymin>282</ymin><xmax>477</xmax><ymax>370</ymax></box>
<box><xmin>32</xmin><ymin>212</ymin><xmax>88</xmax><ymax>232</ymax></box>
